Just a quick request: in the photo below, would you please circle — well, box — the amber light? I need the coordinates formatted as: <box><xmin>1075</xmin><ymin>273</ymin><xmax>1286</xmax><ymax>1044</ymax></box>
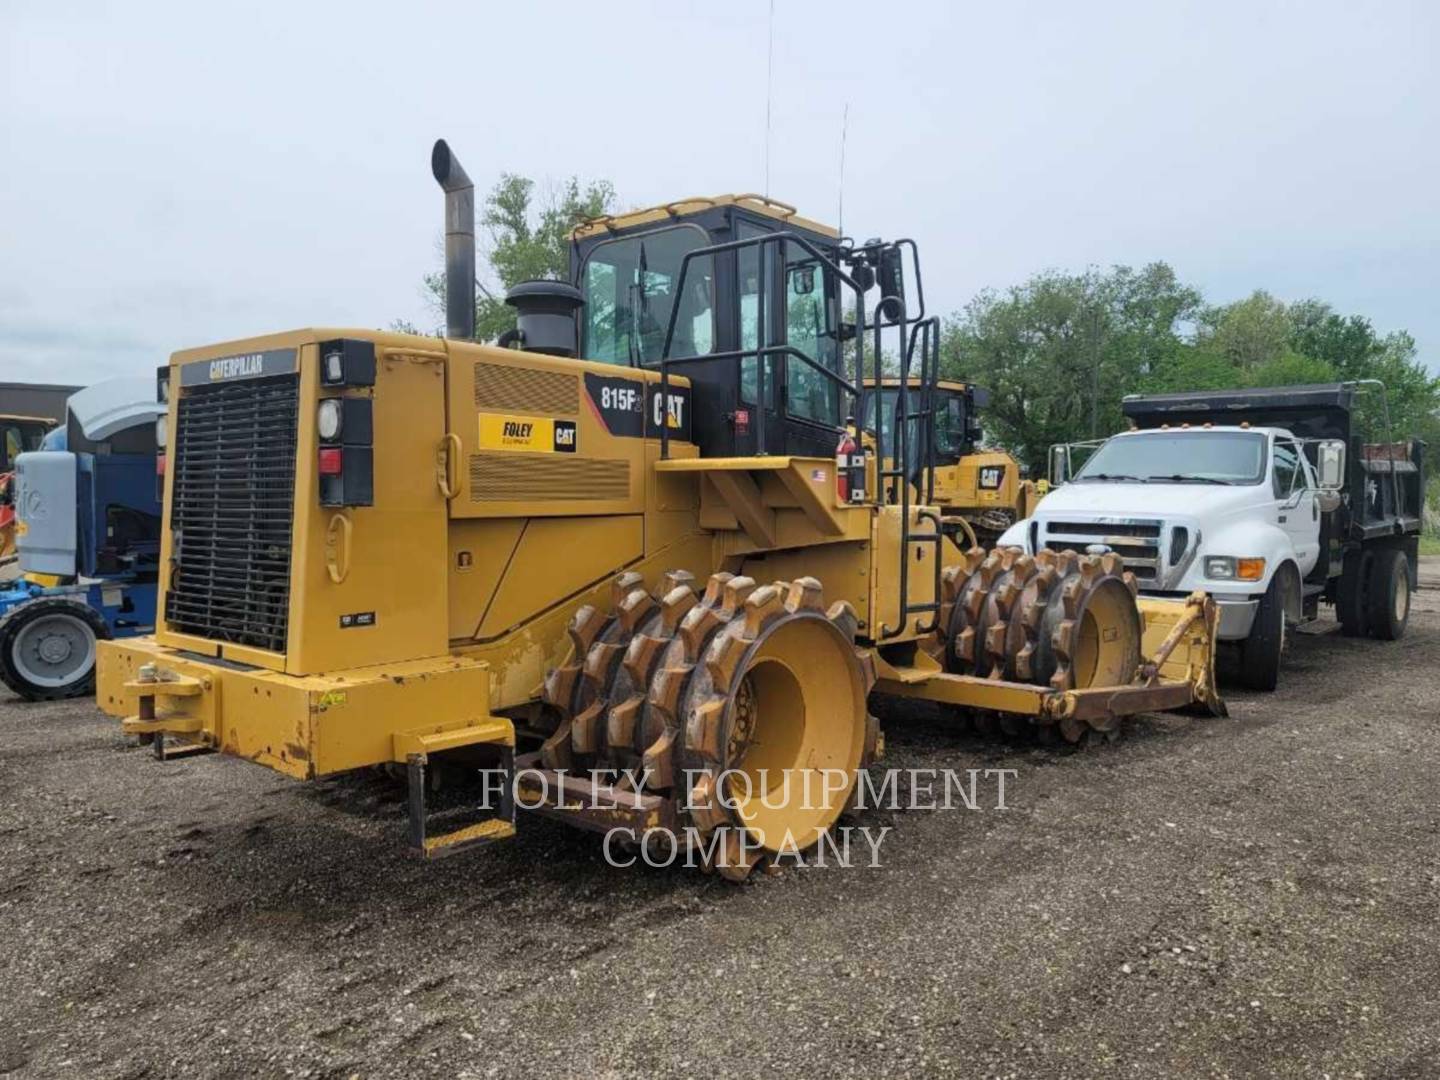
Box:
<box><xmin>1236</xmin><ymin>558</ymin><xmax>1265</xmax><ymax>581</ymax></box>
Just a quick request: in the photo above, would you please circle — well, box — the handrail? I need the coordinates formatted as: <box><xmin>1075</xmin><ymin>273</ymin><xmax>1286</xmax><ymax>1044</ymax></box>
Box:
<box><xmin>651</xmin><ymin>226</ymin><xmax>943</xmax><ymax>642</ymax></box>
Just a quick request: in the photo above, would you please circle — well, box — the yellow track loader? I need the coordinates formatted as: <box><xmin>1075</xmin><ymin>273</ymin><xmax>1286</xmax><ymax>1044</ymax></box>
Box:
<box><xmin>96</xmin><ymin>140</ymin><xmax>1221</xmax><ymax>877</ymax></box>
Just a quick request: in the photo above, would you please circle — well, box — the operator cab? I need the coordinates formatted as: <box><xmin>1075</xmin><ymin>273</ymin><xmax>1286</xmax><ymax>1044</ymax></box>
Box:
<box><xmin>862</xmin><ymin>379</ymin><xmax>987</xmax><ymax>472</ymax></box>
<box><xmin>568</xmin><ymin>195</ymin><xmax>910</xmax><ymax>461</ymax></box>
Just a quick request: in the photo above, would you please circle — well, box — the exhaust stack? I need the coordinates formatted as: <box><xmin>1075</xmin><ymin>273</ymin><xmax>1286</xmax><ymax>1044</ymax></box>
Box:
<box><xmin>431</xmin><ymin>139</ymin><xmax>475</xmax><ymax>341</ymax></box>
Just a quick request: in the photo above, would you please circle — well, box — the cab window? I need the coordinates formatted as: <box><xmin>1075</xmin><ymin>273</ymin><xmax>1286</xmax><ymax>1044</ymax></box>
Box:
<box><xmin>1271</xmin><ymin>438</ymin><xmax>1301</xmax><ymax>498</ymax></box>
<box><xmin>1</xmin><ymin>421</ymin><xmax>45</xmax><ymax>471</ymax></box>
<box><xmin>784</xmin><ymin>249</ymin><xmax>840</xmax><ymax>425</ymax></box>
<box><xmin>933</xmin><ymin>393</ymin><xmax>967</xmax><ymax>458</ymax></box>
<box><xmin>579</xmin><ymin>225</ymin><xmax>714</xmax><ymax>367</ymax></box>
<box><xmin>738</xmin><ymin>222</ymin><xmax>776</xmax><ymax>407</ymax></box>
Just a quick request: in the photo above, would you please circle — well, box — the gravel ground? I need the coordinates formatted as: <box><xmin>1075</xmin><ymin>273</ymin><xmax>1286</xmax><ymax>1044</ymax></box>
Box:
<box><xmin>2</xmin><ymin>561</ymin><xmax>1438</xmax><ymax>1079</ymax></box>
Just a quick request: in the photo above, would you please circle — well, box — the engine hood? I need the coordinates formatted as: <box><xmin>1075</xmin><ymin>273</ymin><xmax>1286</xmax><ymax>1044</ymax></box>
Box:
<box><xmin>1036</xmin><ymin>481</ymin><xmax>1263</xmax><ymax>520</ymax></box>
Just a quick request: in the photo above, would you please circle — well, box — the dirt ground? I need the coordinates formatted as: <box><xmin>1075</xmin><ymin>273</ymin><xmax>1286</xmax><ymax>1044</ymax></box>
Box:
<box><xmin>1</xmin><ymin>562</ymin><xmax>1438</xmax><ymax>1079</ymax></box>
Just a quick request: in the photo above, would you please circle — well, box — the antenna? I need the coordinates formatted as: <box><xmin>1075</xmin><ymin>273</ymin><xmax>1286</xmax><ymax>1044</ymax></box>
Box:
<box><xmin>764</xmin><ymin>0</ymin><xmax>775</xmax><ymax>196</ymax></box>
<box><xmin>838</xmin><ymin>101</ymin><xmax>849</xmax><ymax>237</ymax></box>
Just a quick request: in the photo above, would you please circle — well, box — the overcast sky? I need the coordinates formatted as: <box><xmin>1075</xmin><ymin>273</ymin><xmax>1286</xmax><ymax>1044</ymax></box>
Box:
<box><xmin>2</xmin><ymin>0</ymin><xmax>1436</xmax><ymax>385</ymax></box>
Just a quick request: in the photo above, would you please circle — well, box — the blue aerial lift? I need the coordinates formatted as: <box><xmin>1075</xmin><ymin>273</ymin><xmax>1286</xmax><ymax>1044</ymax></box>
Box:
<box><xmin>0</xmin><ymin>377</ymin><xmax>162</xmax><ymax>699</ymax></box>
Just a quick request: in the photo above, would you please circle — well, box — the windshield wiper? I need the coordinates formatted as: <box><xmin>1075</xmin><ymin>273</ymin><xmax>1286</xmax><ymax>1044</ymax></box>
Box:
<box><xmin>1144</xmin><ymin>474</ymin><xmax>1233</xmax><ymax>485</ymax></box>
<box><xmin>1076</xmin><ymin>472</ymin><xmax>1144</xmax><ymax>483</ymax></box>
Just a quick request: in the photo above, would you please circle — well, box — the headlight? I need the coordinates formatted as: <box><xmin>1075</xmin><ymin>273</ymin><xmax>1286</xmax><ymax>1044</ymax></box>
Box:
<box><xmin>158</xmin><ymin>378</ymin><xmax>169</xmax><ymax>403</ymax></box>
<box><xmin>317</xmin><ymin>399</ymin><xmax>343</xmax><ymax>441</ymax></box>
<box><xmin>1204</xmin><ymin>556</ymin><xmax>1265</xmax><ymax>581</ymax></box>
<box><xmin>155</xmin><ymin>415</ymin><xmax>167</xmax><ymax>448</ymax></box>
<box><xmin>323</xmin><ymin>350</ymin><xmax>345</xmax><ymax>385</ymax></box>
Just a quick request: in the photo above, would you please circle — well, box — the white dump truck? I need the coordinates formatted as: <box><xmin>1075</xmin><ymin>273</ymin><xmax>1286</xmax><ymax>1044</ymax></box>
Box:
<box><xmin>999</xmin><ymin>383</ymin><xmax>1424</xmax><ymax>691</ymax></box>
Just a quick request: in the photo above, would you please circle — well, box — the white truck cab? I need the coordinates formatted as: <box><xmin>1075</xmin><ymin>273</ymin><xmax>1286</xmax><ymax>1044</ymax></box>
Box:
<box><xmin>1001</xmin><ymin>424</ymin><xmax>1320</xmax><ymax>637</ymax></box>
<box><xmin>999</xmin><ymin>383</ymin><xmax>1422</xmax><ymax>692</ymax></box>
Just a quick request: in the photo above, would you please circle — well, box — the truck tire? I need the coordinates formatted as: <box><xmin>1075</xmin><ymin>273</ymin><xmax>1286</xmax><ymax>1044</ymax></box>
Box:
<box><xmin>1365</xmin><ymin>548</ymin><xmax>1410</xmax><ymax>641</ymax></box>
<box><xmin>0</xmin><ymin>597</ymin><xmax>111</xmax><ymax>701</ymax></box>
<box><xmin>1337</xmin><ymin>549</ymin><xmax>1371</xmax><ymax>638</ymax></box>
<box><xmin>1237</xmin><ymin>576</ymin><xmax>1285</xmax><ymax>692</ymax></box>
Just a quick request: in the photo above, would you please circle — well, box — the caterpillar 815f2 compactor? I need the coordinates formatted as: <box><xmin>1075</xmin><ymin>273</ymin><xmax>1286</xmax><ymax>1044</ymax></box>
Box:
<box><xmin>96</xmin><ymin>141</ymin><xmax>1222</xmax><ymax>876</ymax></box>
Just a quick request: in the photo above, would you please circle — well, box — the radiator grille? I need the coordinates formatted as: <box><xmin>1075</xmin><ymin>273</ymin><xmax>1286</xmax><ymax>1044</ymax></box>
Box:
<box><xmin>1042</xmin><ymin>519</ymin><xmax>1163</xmax><ymax>581</ymax></box>
<box><xmin>473</xmin><ymin>362</ymin><xmax>578</xmax><ymax>415</ymax></box>
<box><xmin>468</xmin><ymin>453</ymin><xmax>629</xmax><ymax>502</ymax></box>
<box><xmin>166</xmin><ymin>375</ymin><xmax>299</xmax><ymax>652</ymax></box>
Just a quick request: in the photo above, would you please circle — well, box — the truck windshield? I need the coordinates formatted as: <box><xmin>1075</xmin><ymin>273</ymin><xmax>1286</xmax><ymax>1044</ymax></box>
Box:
<box><xmin>1074</xmin><ymin>431</ymin><xmax>1266</xmax><ymax>485</ymax></box>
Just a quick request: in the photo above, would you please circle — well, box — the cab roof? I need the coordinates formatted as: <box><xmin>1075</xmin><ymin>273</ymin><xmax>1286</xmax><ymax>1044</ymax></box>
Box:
<box><xmin>572</xmin><ymin>194</ymin><xmax>839</xmax><ymax>241</ymax></box>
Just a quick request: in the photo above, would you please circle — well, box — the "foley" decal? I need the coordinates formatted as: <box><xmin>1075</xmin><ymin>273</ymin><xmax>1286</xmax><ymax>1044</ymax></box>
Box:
<box><xmin>478</xmin><ymin>414</ymin><xmax>577</xmax><ymax>454</ymax></box>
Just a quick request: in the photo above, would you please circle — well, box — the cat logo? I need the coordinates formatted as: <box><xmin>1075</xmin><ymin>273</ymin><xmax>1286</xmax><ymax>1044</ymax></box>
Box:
<box><xmin>209</xmin><ymin>354</ymin><xmax>264</xmax><ymax>381</ymax></box>
<box><xmin>479</xmin><ymin>415</ymin><xmax>577</xmax><ymax>454</ymax></box>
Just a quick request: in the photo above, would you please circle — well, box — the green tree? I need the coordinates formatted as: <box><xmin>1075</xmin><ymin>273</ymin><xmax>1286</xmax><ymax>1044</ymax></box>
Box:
<box><xmin>411</xmin><ymin>173</ymin><xmax>616</xmax><ymax>341</ymax></box>
<box><xmin>940</xmin><ymin>262</ymin><xmax>1201</xmax><ymax>471</ymax></box>
<box><xmin>1193</xmin><ymin>290</ymin><xmax>1293</xmax><ymax>371</ymax></box>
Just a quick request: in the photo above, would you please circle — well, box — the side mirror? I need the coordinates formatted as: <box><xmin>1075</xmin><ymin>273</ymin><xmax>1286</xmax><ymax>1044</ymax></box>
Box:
<box><xmin>1049</xmin><ymin>444</ymin><xmax>1071</xmax><ymax>486</ymax></box>
<box><xmin>877</xmin><ymin>246</ymin><xmax>905</xmax><ymax>322</ymax></box>
<box><xmin>1316</xmin><ymin>439</ymin><xmax>1346</xmax><ymax>491</ymax></box>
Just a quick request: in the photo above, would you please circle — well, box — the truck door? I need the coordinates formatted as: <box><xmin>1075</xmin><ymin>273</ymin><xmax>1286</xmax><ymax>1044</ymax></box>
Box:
<box><xmin>1271</xmin><ymin>436</ymin><xmax>1319</xmax><ymax>576</ymax></box>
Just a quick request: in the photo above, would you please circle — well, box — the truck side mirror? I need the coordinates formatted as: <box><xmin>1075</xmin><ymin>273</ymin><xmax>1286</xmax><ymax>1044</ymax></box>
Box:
<box><xmin>1049</xmin><ymin>444</ymin><xmax>1071</xmax><ymax>486</ymax></box>
<box><xmin>1316</xmin><ymin>439</ymin><xmax>1346</xmax><ymax>491</ymax></box>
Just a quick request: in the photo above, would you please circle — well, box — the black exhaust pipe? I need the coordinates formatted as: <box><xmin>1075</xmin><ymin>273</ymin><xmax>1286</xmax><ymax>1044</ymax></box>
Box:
<box><xmin>431</xmin><ymin>139</ymin><xmax>475</xmax><ymax>341</ymax></box>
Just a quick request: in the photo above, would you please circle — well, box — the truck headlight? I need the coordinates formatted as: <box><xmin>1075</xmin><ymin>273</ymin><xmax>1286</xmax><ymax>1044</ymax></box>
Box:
<box><xmin>155</xmin><ymin>415</ymin><xmax>168</xmax><ymax>448</ymax></box>
<box><xmin>1205</xmin><ymin>556</ymin><xmax>1265</xmax><ymax>581</ymax></box>
<box><xmin>317</xmin><ymin>399</ymin><xmax>343</xmax><ymax>441</ymax></box>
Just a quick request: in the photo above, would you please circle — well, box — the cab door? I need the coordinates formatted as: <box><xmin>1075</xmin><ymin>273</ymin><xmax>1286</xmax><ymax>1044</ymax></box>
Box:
<box><xmin>780</xmin><ymin>241</ymin><xmax>847</xmax><ymax>458</ymax></box>
<box><xmin>735</xmin><ymin>219</ymin><xmax>785</xmax><ymax>455</ymax></box>
<box><xmin>1271</xmin><ymin>436</ymin><xmax>1319</xmax><ymax>576</ymax></box>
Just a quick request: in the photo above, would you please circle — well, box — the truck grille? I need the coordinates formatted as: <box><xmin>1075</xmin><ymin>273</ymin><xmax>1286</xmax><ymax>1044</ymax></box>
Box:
<box><xmin>165</xmin><ymin>375</ymin><xmax>299</xmax><ymax>652</ymax></box>
<box><xmin>1042</xmin><ymin>519</ymin><xmax>1163</xmax><ymax>581</ymax></box>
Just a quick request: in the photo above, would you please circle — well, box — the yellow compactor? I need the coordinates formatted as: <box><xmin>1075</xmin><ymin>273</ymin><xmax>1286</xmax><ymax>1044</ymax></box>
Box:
<box><xmin>864</xmin><ymin>377</ymin><xmax>1040</xmax><ymax>546</ymax></box>
<box><xmin>96</xmin><ymin>140</ymin><xmax>1221</xmax><ymax>877</ymax></box>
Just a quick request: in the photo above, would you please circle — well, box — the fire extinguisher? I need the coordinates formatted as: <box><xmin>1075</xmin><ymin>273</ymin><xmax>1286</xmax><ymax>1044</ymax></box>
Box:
<box><xmin>835</xmin><ymin>422</ymin><xmax>866</xmax><ymax>504</ymax></box>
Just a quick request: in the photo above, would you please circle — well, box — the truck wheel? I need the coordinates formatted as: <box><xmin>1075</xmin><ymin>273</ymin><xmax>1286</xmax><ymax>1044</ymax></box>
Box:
<box><xmin>1365</xmin><ymin>548</ymin><xmax>1410</xmax><ymax>641</ymax></box>
<box><xmin>1337</xmin><ymin>549</ymin><xmax>1371</xmax><ymax>638</ymax></box>
<box><xmin>0</xmin><ymin>597</ymin><xmax>111</xmax><ymax>701</ymax></box>
<box><xmin>1237</xmin><ymin>576</ymin><xmax>1284</xmax><ymax>692</ymax></box>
